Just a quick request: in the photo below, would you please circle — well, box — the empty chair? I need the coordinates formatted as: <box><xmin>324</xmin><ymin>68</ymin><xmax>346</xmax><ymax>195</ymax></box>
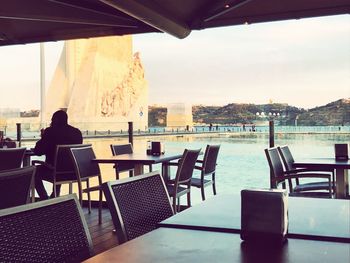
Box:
<box><xmin>0</xmin><ymin>194</ymin><xmax>93</xmax><ymax>262</ymax></box>
<box><xmin>278</xmin><ymin>145</ymin><xmax>336</xmax><ymax>194</ymax></box>
<box><xmin>32</xmin><ymin>144</ymin><xmax>90</xmax><ymax>198</ymax></box>
<box><xmin>70</xmin><ymin>145</ymin><xmax>104</xmax><ymax>224</ymax></box>
<box><xmin>190</xmin><ymin>144</ymin><xmax>220</xmax><ymax>201</ymax></box>
<box><xmin>0</xmin><ymin>166</ymin><xmax>35</xmax><ymax>209</ymax></box>
<box><xmin>102</xmin><ymin>172</ymin><xmax>174</xmax><ymax>244</ymax></box>
<box><xmin>0</xmin><ymin>147</ymin><xmax>26</xmax><ymax>171</ymax></box>
<box><xmin>110</xmin><ymin>143</ymin><xmax>152</xmax><ymax>179</ymax></box>
<box><xmin>110</xmin><ymin>143</ymin><xmax>135</xmax><ymax>179</ymax></box>
<box><xmin>166</xmin><ymin>149</ymin><xmax>201</xmax><ymax>212</ymax></box>
<box><xmin>265</xmin><ymin>147</ymin><xmax>332</xmax><ymax>197</ymax></box>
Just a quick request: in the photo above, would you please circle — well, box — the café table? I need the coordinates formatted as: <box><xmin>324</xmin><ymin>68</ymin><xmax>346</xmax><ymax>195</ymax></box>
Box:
<box><xmin>83</xmin><ymin>227</ymin><xmax>350</xmax><ymax>263</ymax></box>
<box><xmin>293</xmin><ymin>158</ymin><xmax>350</xmax><ymax>199</ymax></box>
<box><xmin>159</xmin><ymin>194</ymin><xmax>350</xmax><ymax>243</ymax></box>
<box><xmin>92</xmin><ymin>152</ymin><xmax>183</xmax><ymax>181</ymax></box>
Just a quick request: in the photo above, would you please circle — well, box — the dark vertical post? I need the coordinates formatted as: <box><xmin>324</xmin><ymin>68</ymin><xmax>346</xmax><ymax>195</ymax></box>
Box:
<box><xmin>269</xmin><ymin>119</ymin><xmax>275</xmax><ymax>188</ymax></box>
<box><xmin>269</xmin><ymin>120</ymin><xmax>274</xmax><ymax>148</ymax></box>
<box><xmin>16</xmin><ymin>123</ymin><xmax>21</xmax><ymax>147</ymax></box>
<box><xmin>128</xmin><ymin>122</ymin><xmax>133</xmax><ymax>146</ymax></box>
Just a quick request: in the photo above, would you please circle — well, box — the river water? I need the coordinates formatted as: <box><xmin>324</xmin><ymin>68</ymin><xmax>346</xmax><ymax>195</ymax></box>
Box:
<box><xmin>24</xmin><ymin>132</ymin><xmax>349</xmax><ymax>205</ymax></box>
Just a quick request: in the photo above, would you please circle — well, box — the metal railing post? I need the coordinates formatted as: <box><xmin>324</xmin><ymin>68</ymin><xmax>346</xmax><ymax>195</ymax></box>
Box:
<box><xmin>128</xmin><ymin>122</ymin><xmax>133</xmax><ymax>146</ymax></box>
<box><xmin>16</xmin><ymin>123</ymin><xmax>22</xmax><ymax>147</ymax></box>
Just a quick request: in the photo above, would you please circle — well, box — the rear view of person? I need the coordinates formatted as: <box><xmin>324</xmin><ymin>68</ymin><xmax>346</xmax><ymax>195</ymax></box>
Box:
<box><xmin>34</xmin><ymin>110</ymin><xmax>82</xmax><ymax>200</ymax></box>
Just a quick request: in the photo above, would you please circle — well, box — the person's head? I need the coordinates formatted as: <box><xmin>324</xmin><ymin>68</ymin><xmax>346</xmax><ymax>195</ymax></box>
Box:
<box><xmin>51</xmin><ymin>110</ymin><xmax>68</xmax><ymax>127</ymax></box>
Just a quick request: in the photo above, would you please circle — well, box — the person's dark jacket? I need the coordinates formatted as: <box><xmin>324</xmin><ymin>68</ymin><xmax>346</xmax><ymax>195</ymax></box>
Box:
<box><xmin>34</xmin><ymin>124</ymin><xmax>83</xmax><ymax>165</ymax></box>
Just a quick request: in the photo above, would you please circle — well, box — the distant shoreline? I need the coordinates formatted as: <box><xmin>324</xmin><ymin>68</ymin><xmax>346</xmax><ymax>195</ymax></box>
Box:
<box><xmin>20</xmin><ymin>129</ymin><xmax>350</xmax><ymax>143</ymax></box>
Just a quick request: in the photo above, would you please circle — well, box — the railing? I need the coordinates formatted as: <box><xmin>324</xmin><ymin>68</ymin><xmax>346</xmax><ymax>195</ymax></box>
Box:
<box><xmin>1</xmin><ymin>122</ymin><xmax>349</xmax><ymax>145</ymax></box>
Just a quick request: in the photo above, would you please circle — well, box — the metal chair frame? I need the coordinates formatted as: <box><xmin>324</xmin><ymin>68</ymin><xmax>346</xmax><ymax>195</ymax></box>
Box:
<box><xmin>102</xmin><ymin>172</ymin><xmax>174</xmax><ymax>244</ymax></box>
<box><xmin>191</xmin><ymin>144</ymin><xmax>220</xmax><ymax>201</ymax></box>
<box><xmin>0</xmin><ymin>147</ymin><xmax>26</xmax><ymax>171</ymax></box>
<box><xmin>0</xmin><ymin>194</ymin><xmax>93</xmax><ymax>262</ymax></box>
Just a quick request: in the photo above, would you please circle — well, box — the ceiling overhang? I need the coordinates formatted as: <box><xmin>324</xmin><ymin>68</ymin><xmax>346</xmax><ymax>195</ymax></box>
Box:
<box><xmin>0</xmin><ymin>0</ymin><xmax>349</xmax><ymax>46</ymax></box>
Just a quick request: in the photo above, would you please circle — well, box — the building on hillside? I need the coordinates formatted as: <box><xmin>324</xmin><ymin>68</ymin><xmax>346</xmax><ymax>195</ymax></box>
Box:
<box><xmin>167</xmin><ymin>103</ymin><xmax>193</xmax><ymax>129</ymax></box>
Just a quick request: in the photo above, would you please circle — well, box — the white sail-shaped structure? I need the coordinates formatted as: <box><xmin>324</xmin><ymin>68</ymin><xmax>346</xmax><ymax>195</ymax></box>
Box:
<box><xmin>45</xmin><ymin>35</ymin><xmax>148</xmax><ymax>131</ymax></box>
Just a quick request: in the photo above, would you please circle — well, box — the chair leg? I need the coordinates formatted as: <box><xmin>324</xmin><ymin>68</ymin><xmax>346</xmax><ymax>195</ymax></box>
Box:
<box><xmin>172</xmin><ymin>196</ymin><xmax>177</xmax><ymax>214</ymax></box>
<box><xmin>201</xmin><ymin>186</ymin><xmax>206</xmax><ymax>201</ymax></box>
<box><xmin>69</xmin><ymin>183</ymin><xmax>73</xmax><ymax>194</ymax></box>
<box><xmin>187</xmin><ymin>191</ymin><xmax>191</xmax><ymax>208</ymax></box>
<box><xmin>98</xmin><ymin>189</ymin><xmax>102</xmax><ymax>224</ymax></box>
<box><xmin>86</xmin><ymin>180</ymin><xmax>91</xmax><ymax>213</ymax></box>
<box><xmin>212</xmin><ymin>173</ymin><xmax>217</xmax><ymax>195</ymax></box>
<box><xmin>53</xmin><ymin>183</ymin><xmax>57</xmax><ymax>198</ymax></box>
<box><xmin>149</xmin><ymin>164</ymin><xmax>152</xmax><ymax>172</ymax></box>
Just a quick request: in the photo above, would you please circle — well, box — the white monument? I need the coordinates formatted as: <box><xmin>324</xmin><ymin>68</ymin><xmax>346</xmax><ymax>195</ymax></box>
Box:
<box><xmin>44</xmin><ymin>35</ymin><xmax>148</xmax><ymax>131</ymax></box>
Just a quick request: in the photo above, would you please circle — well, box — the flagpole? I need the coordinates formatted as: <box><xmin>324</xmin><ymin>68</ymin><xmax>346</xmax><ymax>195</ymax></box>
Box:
<box><xmin>40</xmin><ymin>43</ymin><xmax>46</xmax><ymax>128</ymax></box>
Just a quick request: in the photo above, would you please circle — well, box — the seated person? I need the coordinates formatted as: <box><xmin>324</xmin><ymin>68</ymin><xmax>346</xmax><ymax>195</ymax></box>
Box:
<box><xmin>34</xmin><ymin>110</ymin><xmax>82</xmax><ymax>200</ymax></box>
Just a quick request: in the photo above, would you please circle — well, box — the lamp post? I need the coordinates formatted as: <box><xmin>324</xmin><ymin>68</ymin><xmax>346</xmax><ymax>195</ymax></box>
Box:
<box><xmin>256</xmin><ymin>111</ymin><xmax>283</xmax><ymax>148</ymax></box>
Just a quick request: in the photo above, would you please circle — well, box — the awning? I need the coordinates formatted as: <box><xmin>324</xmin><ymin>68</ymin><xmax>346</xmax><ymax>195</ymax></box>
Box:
<box><xmin>1</xmin><ymin>0</ymin><xmax>349</xmax><ymax>46</ymax></box>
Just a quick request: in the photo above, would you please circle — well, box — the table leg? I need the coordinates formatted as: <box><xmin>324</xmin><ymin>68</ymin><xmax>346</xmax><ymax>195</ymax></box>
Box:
<box><xmin>162</xmin><ymin>162</ymin><xmax>171</xmax><ymax>184</ymax></box>
<box><xmin>335</xmin><ymin>169</ymin><xmax>349</xmax><ymax>199</ymax></box>
<box><xmin>23</xmin><ymin>155</ymin><xmax>31</xmax><ymax>167</ymax></box>
<box><xmin>134</xmin><ymin>164</ymin><xmax>144</xmax><ymax>176</ymax></box>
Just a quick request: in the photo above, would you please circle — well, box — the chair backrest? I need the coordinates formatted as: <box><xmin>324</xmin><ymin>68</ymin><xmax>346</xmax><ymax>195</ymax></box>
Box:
<box><xmin>264</xmin><ymin>147</ymin><xmax>285</xmax><ymax>188</ymax></box>
<box><xmin>202</xmin><ymin>144</ymin><xmax>220</xmax><ymax>174</ymax></box>
<box><xmin>110</xmin><ymin>143</ymin><xmax>133</xmax><ymax>155</ymax></box>
<box><xmin>110</xmin><ymin>143</ymin><xmax>134</xmax><ymax>172</ymax></box>
<box><xmin>0</xmin><ymin>147</ymin><xmax>26</xmax><ymax>171</ymax></box>
<box><xmin>70</xmin><ymin>145</ymin><xmax>101</xmax><ymax>180</ymax></box>
<box><xmin>0</xmin><ymin>166</ymin><xmax>35</xmax><ymax>209</ymax></box>
<box><xmin>277</xmin><ymin>145</ymin><xmax>295</xmax><ymax>171</ymax></box>
<box><xmin>175</xmin><ymin>149</ymin><xmax>201</xmax><ymax>184</ymax></box>
<box><xmin>54</xmin><ymin>144</ymin><xmax>91</xmax><ymax>175</ymax></box>
<box><xmin>102</xmin><ymin>172</ymin><xmax>174</xmax><ymax>244</ymax></box>
<box><xmin>0</xmin><ymin>194</ymin><xmax>93</xmax><ymax>262</ymax></box>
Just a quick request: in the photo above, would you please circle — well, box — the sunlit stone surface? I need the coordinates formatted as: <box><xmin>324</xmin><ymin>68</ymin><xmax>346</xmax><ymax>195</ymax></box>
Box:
<box><xmin>45</xmin><ymin>36</ymin><xmax>148</xmax><ymax>131</ymax></box>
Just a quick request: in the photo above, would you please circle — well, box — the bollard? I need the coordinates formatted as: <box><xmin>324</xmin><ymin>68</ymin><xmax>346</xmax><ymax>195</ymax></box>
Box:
<box><xmin>128</xmin><ymin>122</ymin><xmax>133</xmax><ymax>146</ymax></box>
<box><xmin>16</xmin><ymin>123</ymin><xmax>22</xmax><ymax>147</ymax></box>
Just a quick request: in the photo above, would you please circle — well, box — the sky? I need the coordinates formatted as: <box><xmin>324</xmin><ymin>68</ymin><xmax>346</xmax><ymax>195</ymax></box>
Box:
<box><xmin>0</xmin><ymin>14</ymin><xmax>349</xmax><ymax>111</ymax></box>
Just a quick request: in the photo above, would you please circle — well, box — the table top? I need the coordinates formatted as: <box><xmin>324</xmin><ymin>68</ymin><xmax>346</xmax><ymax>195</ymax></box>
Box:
<box><xmin>159</xmin><ymin>194</ymin><xmax>350</xmax><ymax>242</ymax></box>
<box><xmin>294</xmin><ymin>158</ymin><xmax>350</xmax><ymax>169</ymax></box>
<box><xmin>83</xmin><ymin>227</ymin><xmax>350</xmax><ymax>263</ymax></box>
<box><xmin>93</xmin><ymin>152</ymin><xmax>183</xmax><ymax>165</ymax></box>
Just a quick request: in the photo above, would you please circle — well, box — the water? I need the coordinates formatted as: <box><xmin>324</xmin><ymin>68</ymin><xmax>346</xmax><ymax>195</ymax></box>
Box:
<box><xmin>23</xmin><ymin>132</ymin><xmax>349</xmax><ymax>205</ymax></box>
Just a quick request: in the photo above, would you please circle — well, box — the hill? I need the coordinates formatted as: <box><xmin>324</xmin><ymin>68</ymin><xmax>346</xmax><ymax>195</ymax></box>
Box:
<box><xmin>148</xmin><ymin>98</ymin><xmax>350</xmax><ymax>126</ymax></box>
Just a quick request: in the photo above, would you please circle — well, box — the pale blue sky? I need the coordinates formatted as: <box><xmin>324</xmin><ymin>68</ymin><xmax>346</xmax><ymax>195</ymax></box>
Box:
<box><xmin>0</xmin><ymin>14</ymin><xmax>349</xmax><ymax>110</ymax></box>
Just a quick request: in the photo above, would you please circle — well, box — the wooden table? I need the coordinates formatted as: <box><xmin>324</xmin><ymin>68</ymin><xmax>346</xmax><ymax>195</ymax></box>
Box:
<box><xmin>159</xmin><ymin>194</ymin><xmax>350</xmax><ymax>242</ymax></box>
<box><xmin>294</xmin><ymin>158</ymin><xmax>350</xmax><ymax>198</ymax></box>
<box><xmin>83</xmin><ymin>227</ymin><xmax>350</xmax><ymax>263</ymax></box>
<box><xmin>93</xmin><ymin>152</ymin><xmax>183</xmax><ymax>181</ymax></box>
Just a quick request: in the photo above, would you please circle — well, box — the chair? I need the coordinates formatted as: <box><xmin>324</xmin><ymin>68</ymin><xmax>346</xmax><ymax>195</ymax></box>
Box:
<box><xmin>70</xmin><ymin>145</ymin><xmax>103</xmax><ymax>224</ymax></box>
<box><xmin>0</xmin><ymin>194</ymin><xmax>93</xmax><ymax>262</ymax></box>
<box><xmin>190</xmin><ymin>144</ymin><xmax>220</xmax><ymax>200</ymax></box>
<box><xmin>166</xmin><ymin>149</ymin><xmax>201</xmax><ymax>212</ymax></box>
<box><xmin>110</xmin><ymin>143</ymin><xmax>135</xmax><ymax>179</ymax></box>
<box><xmin>102</xmin><ymin>172</ymin><xmax>174</xmax><ymax>244</ymax></box>
<box><xmin>0</xmin><ymin>147</ymin><xmax>26</xmax><ymax>171</ymax></box>
<box><xmin>0</xmin><ymin>166</ymin><xmax>35</xmax><ymax>209</ymax></box>
<box><xmin>264</xmin><ymin>147</ymin><xmax>332</xmax><ymax>197</ymax></box>
<box><xmin>278</xmin><ymin>145</ymin><xmax>336</xmax><ymax>194</ymax></box>
<box><xmin>32</xmin><ymin>144</ymin><xmax>91</xmax><ymax>198</ymax></box>
<box><xmin>110</xmin><ymin>143</ymin><xmax>152</xmax><ymax>179</ymax></box>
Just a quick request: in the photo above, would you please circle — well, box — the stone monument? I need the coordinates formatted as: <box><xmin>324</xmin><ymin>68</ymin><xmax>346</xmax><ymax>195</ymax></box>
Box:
<box><xmin>44</xmin><ymin>35</ymin><xmax>148</xmax><ymax>131</ymax></box>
